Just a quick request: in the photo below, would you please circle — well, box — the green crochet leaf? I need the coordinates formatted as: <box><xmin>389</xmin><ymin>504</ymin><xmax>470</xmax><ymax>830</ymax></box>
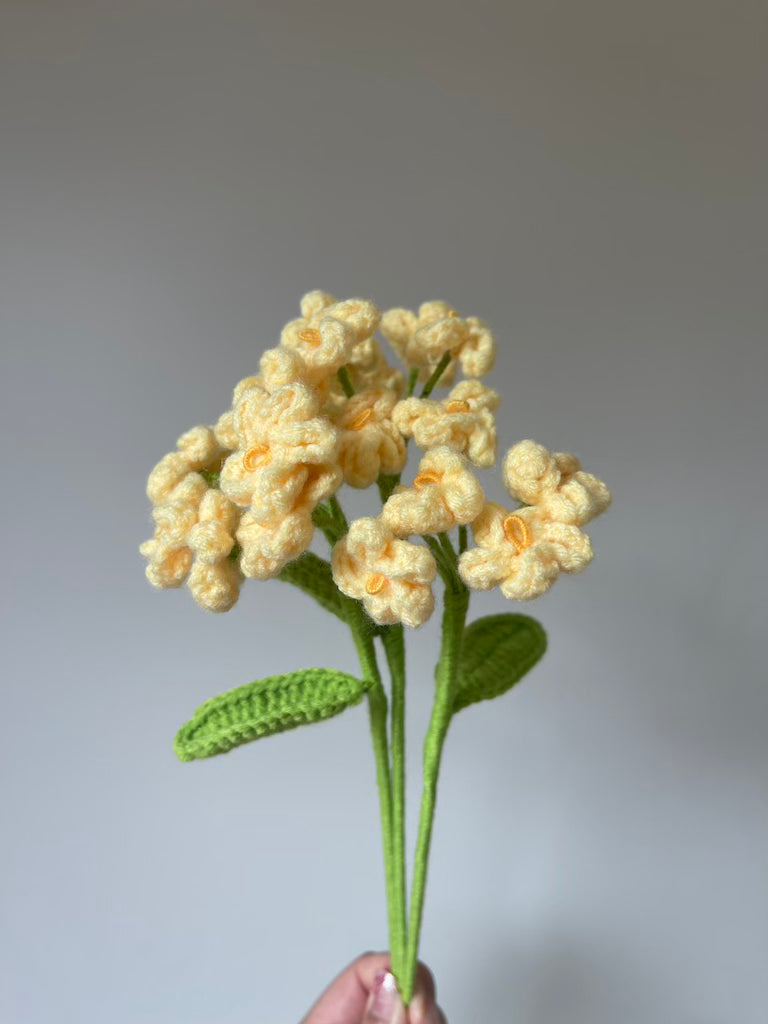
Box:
<box><xmin>277</xmin><ymin>551</ymin><xmax>345</xmax><ymax>622</ymax></box>
<box><xmin>454</xmin><ymin>613</ymin><xmax>547</xmax><ymax>712</ymax></box>
<box><xmin>175</xmin><ymin>668</ymin><xmax>372</xmax><ymax>762</ymax></box>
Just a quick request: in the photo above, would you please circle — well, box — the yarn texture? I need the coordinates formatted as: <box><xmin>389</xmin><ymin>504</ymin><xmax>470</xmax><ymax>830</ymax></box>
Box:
<box><xmin>139</xmin><ymin>289</ymin><xmax>611</xmax><ymax>1007</ymax></box>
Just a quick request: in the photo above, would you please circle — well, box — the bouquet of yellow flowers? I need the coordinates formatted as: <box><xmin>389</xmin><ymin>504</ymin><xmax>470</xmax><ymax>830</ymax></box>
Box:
<box><xmin>140</xmin><ymin>291</ymin><xmax>611</xmax><ymax>1004</ymax></box>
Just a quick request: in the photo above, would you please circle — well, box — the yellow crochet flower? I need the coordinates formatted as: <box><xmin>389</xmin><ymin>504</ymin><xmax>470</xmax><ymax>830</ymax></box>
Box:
<box><xmin>263</xmin><ymin>291</ymin><xmax>380</xmax><ymax>393</ymax></box>
<box><xmin>219</xmin><ymin>381</ymin><xmax>341</xmax><ymax>522</ymax></box>
<box><xmin>503</xmin><ymin>440</ymin><xmax>612</xmax><ymax>525</ymax></box>
<box><xmin>380</xmin><ymin>300</ymin><xmax>496</xmax><ymax>382</ymax></box>
<box><xmin>294</xmin><ymin>290</ymin><xmax>382</xmax><ymax>344</ymax></box>
<box><xmin>382</xmin><ymin>447</ymin><xmax>485</xmax><ymax>537</ymax></box>
<box><xmin>141</xmin><ymin>486</ymin><xmax>242</xmax><ymax>612</ymax></box>
<box><xmin>332</xmin><ymin>517</ymin><xmax>437</xmax><ymax>628</ymax></box>
<box><xmin>392</xmin><ymin>380</ymin><xmax>501</xmax><ymax>468</ymax></box>
<box><xmin>236</xmin><ymin>507</ymin><xmax>315</xmax><ymax>581</ymax></box>
<box><xmin>146</xmin><ymin>425</ymin><xmax>227</xmax><ymax>506</ymax></box>
<box><xmin>458</xmin><ymin>503</ymin><xmax>593</xmax><ymax>600</ymax></box>
<box><xmin>333</xmin><ymin>387</ymin><xmax>407</xmax><ymax>489</ymax></box>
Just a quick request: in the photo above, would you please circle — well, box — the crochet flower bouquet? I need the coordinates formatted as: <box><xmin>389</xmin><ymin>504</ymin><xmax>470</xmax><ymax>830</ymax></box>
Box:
<box><xmin>141</xmin><ymin>292</ymin><xmax>610</xmax><ymax>1004</ymax></box>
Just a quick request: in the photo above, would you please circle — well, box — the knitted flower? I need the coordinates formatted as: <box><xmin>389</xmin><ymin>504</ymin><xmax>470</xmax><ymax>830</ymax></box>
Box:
<box><xmin>382</xmin><ymin>447</ymin><xmax>485</xmax><ymax>537</ymax></box>
<box><xmin>236</xmin><ymin>507</ymin><xmax>315</xmax><ymax>581</ymax></box>
<box><xmin>146</xmin><ymin>425</ymin><xmax>227</xmax><ymax>506</ymax></box>
<box><xmin>458</xmin><ymin>503</ymin><xmax>593</xmax><ymax>600</ymax></box>
<box><xmin>140</xmin><ymin>485</ymin><xmax>242</xmax><ymax>612</ymax></box>
<box><xmin>503</xmin><ymin>440</ymin><xmax>612</xmax><ymax>525</ymax></box>
<box><xmin>332</xmin><ymin>518</ymin><xmax>437</xmax><ymax>628</ymax></box>
<box><xmin>333</xmin><ymin>387</ymin><xmax>407</xmax><ymax>489</ymax></box>
<box><xmin>392</xmin><ymin>380</ymin><xmax>500</xmax><ymax>467</ymax></box>
<box><xmin>380</xmin><ymin>300</ymin><xmax>496</xmax><ymax>381</ymax></box>
<box><xmin>219</xmin><ymin>382</ymin><xmax>341</xmax><ymax>522</ymax></box>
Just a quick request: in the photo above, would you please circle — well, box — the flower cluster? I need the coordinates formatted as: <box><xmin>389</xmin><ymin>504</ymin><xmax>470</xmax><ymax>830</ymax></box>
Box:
<box><xmin>141</xmin><ymin>291</ymin><xmax>609</xmax><ymax>620</ymax></box>
<box><xmin>458</xmin><ymin>440</ymin><xmax>611</xmax><ymax>600</ymax></box>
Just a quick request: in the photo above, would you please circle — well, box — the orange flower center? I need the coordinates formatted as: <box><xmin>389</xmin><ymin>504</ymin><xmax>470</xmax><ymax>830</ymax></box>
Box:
<box><xmin>365</xmin><ymin>573</ymin><xmax>387</xmax><ymax>595</ymax></box>
<box><xmin>502</xmin><ymin>514</ymin><xmax>532</xmax><ymax>553</ymax></box>
<box><xmin>445</xmin><ymin>399</ymin><xmax>471</xmax><ymax>414</ymax></box>
<box><xmin>243</xmin><ymin>444</ymin><xmax>271</xmax><ymax>471</ymax></box>
<box><xmin>298</xmin><ymin>328</ymin><xmax>323</xmax><ymax>346</ymax></box>
<box><xmin>414</xmin><ymin>471</ymin><xmax>441</xmax><ymax>488</ymax></box>
<box><xmin>348</xmin><ymin>407</ymin><xmax>373</xmax><ymax>431</ymax></box>
<box><xmin>447</xmin><ymin>310</ymin><xmax>460</xmax><ymax>318</ymax></box>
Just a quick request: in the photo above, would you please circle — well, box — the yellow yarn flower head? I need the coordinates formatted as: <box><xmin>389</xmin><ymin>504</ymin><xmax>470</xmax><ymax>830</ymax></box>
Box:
<box><xmin>332</xmin><ymin>517</ymin><xmax>437</xmax><ymax>627</ymax></box>
<box><xmin>382</xmin><ymin>447</ymin><xmax>485</xmax><ymax>537</ymax></box>
<box><xmin>503</xmin><ymin>440</ymin><xmax>612</xmax><ymax>525</ymax></box>
<box><xmin>141</xmin><ymin>479</ymin><xmax>242</xmax><ymax>612</ymax></box>
<box><xmin>392</xmin><ymin>380</ymin><xmax>501</xmax><ymax>467</ymax></box>
<box><xmin>219</xmin><ymin>381</ymin><xmax>341</xmax><ymax>522</ymax></box>
<box><xmin>333</xmin><ymin>387</ymin><xmax>407</xmax><ymax>489</ymax></box>
<box><xmin>380</xmin><ymin>300</ymin><xmax>496</xmax><ymax>383</ymax></box>
<box><xmin>146</xmin><ymin>425</ymin><xmax>227</xmax><ymax>506</ymax></box>
<box><xmin>236</xmin><ymin>507</ymin><xmax>315</xmax><ymax>581</ymax></box>
<box><xmin>458</xmin><ymin>503</ymin><xmax>593</xmax><ymax>600</ymax></box>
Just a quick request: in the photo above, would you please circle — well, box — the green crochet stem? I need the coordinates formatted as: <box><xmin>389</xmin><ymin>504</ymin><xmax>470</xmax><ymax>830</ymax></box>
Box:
<box><xmin>420</xmin><ymin>351</ymin><xmax>452</xmax><ymax>397</ymax></box>
<box><xmin>402</xmin><ymin>577</ymin><xmax>470</xmax><ymax>1003</ymax></box>
<box><xmin>381</xmin><ymin>624</ymin><xmax>408</xmax><ymax>982</ymax></box>
<box><xmin>345</xmin><ymin>600</ymin><xmax>402</xmax><ymax>974</ymax></box>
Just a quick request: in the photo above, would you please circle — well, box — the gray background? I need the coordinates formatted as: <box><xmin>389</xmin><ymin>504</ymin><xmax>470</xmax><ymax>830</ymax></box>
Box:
<box><xmin>1</xmin><ymin>2</ymin><xmax>765</xmax><ymax>1022</ymax></box>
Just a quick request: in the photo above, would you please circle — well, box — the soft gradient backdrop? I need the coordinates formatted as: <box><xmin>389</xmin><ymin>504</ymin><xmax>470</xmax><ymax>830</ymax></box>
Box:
<box><xmin>2</xmin><ymin>2</ymin><xmax>765</xmax><ymax>1022</ymax></box>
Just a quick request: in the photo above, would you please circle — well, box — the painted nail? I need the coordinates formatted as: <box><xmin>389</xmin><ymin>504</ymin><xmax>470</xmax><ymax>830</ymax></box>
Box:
<box><xmin>366</xmin><ymin>970</ymin><xmax>403</xmax><ymax>1022</ymax></box>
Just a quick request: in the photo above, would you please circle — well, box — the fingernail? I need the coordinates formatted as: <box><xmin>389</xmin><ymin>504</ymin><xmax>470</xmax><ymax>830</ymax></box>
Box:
<box><xmin>367</xmin><ymin>970</ymin><xmax>404</xmax><ymax>1022</ymax></box>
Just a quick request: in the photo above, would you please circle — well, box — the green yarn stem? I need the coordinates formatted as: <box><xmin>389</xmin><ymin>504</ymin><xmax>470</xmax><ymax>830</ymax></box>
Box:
<box><xmin>407</xmin><ymin>367</ymin><xmax>419</xmax><ymax>396</ymax></box>
<box><xmin>381</xmin><ymin>625</ymin><xmax>408</xmax><ymax>984</ymax></box>
<box><xmin>337</xmin><ymin>365</ymin><xmax>355</xmax><ymax>397</ymax></box>
<box><xmin>423</xmin><ymin>535</ymin><xmax>455</xmax><ymax>586</ymax></box>
<box><xmin>344</xmin><ymin>598</ymin><xmax>399</xmax><ymax>970</ymax></box>
<box><xmin>401</xmin><ymin>582</ymin><xmax>470</xmax><ymax>1004</ymax></box>
<box><xmin>420</xmin><ymin>351</ymin><xmax>452</xmax><ymax>397</ymax></box>
<box><xmin>458</xmin><ymin>524</ymin><xmax>468</xmax><ymax>554</ymax></box>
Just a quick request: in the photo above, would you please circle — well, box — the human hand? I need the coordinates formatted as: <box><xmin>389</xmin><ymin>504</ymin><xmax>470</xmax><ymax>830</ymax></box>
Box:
<box><xmin>300</xmin><ymin>951</ymin><xmax>446</xmax><ymax>1024</ymax></box>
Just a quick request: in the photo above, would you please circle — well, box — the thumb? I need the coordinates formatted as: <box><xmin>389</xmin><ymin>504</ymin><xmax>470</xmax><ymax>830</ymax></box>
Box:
<box><xmin>361</xmin><ymin>970</ymin><xmax>406</xmax><ymax>1024</ymax></box>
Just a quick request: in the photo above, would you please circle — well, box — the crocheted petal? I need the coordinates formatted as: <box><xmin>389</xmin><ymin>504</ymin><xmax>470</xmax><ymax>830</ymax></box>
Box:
<box><xmin>187</xmin><ymin>521</ymin><xmax>235</xmax><ymax>564</ymax></box>
<box><xmin>380</xmin><ymin>308</ymin><xmax>418</xmax><ymax>357</ymax></box>
<box><xmin>326</xmin><ymin>298</ymin><xmax>381</xmax><ymax>342</ymax></box>
<box><xmin>268</xmin><ymin>381</ymin><xmax>320</xmax><ymax>425</ymax></box>
<box><xmin>503</xmin><ymin>440</ymin><xmax>561</xmax><ymax>504</ymax></box>
<box><xmin>466</xmin><ymin>420</ymin><xmax>496</xmax><ymax>468</ymax></box>
<box><xmin>300</xmin><ymin>289</ymin><xmax>337</xmax><ymax>320</ymax></box>
<box><xmin>300</xmin><ymin>463</ymin><xmax>342</xmax><ymax>505</ymax></box>
<box><xmin>377</xmin><ymin>426</ymin><xmax>408</xmax><ymax>476</ymax></box>
<box><xmin>279</xmin><ymin>418</ymin><xmax>339</xmax><ymax>465</ymax></box>
<box><xmin>499</xmin><ymin>549</ymin><xmax>560</xmax><ymax>600</ymax></box>
<box><xmin>145</xmin><ymin>545</ymin><xmax>193</xmax><ymax>588</ymax></box>
<box><xmin>458</xmin><ymin>320</ymin><xmax>496</xmax><ymax>377</ymax></box>
<box><xmin>188</xmin><ymin>560</ymin><xmax>241</xmax><ymax>612</ymax></box>
<box><xmin>445</xmin><ymin>472</ymin><xmax>486</xmax><ymax>525</ymax></box>
<box><xmin>339</xmin><ymin>433</ymin><xmax>383</xmax><ymax>489</ymax></box>
<box><xmin>471</xmin><ymin>502</ymin><xmax>509</xmax><ymax>547</ymax></box>
<box><xmin>248</xmin><ymin>465</ymin><xmax>310</xmax><ymax>525</ymax></box>
<box><xmin>260</xmin><ymin>347</ymin><xmax>308</xmax><ymax>392</ymax></box>
<box><xmin>146</xmin><ymin>452</ymin><xmax>191</xmax><ymax>504</ymax></box>
<box><xmin>458</xmin><ymin>546</ymin><xmax>512</xmax><ymax>591</ymax></box>
<box><xmin>390</xmin><ymin>580</ymin><xmax>435</xmax><ymax>628</ymax></box>
<box><xmin>539</xmin><ymin>522</ymin><xmax>594</xmax><ymax>572</ymax></box>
